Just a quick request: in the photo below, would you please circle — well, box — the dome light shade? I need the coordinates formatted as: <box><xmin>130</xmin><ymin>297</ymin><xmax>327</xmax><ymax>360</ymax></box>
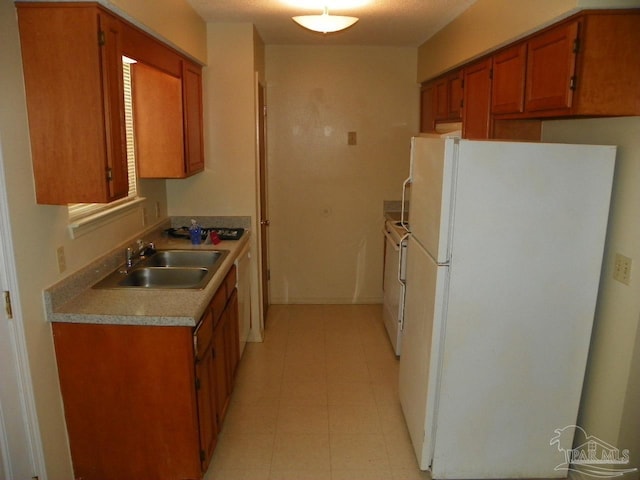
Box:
<box><xmin>292</xmin><ymin>7</ymin><xmax>358</xmax><ymax>33</ymax></box>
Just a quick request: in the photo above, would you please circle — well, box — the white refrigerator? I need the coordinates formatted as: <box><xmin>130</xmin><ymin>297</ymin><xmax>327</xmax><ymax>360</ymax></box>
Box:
<box><xmin>398</xmin><ymin>135</ymin><xmax>615</xmax><ymax>479</ymax></box>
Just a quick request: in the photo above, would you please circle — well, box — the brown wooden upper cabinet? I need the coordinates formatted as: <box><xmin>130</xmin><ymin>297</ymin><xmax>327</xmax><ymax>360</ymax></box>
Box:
<box><xmin>17</xmin><ymin>4</ymin><xmax>129</xmax><ymax>205</ymax></box>
<box><xmin>491</xmin><ymin>43</ymin><xmax>527</xmax><ymax>115</ymax></box>
<box><xmin>498</xmin><ymin>10</ymin><xmax>640</xmax><ymax>118</ymax></box>
<box><xmin>462</xmin><ymin>58</ymin><xmax>492</xmax><ymax>140</ymax></box>
<box><xmin>16</xmin><ymin>2</ymin><xmax>205</xmax><ymax>204</ymax></box>
<box><xmin>419</xmin><ymin>9</ymin><xmax>640</xmax><ymax>135</ymax></box>
<box><xmin>525</xmin><ymin>20</ymin><xmax>579</xmax><ymax>113</ymax></box>
<box><xmin>420</xmin><ymin>83</ymin><xmax>436</xmax><ymax>132</ymax></box>
<box><xmin>420</xmin><ymin>69</ymin><xmax>463</xmax><ymax>132</ymax></box>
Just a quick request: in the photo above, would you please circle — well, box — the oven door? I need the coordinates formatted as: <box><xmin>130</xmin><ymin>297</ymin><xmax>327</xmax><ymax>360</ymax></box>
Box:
<box><xmin>383</xmin><ymin>226</ymin><xmax>404</xmax><ymax>355</ymax></box>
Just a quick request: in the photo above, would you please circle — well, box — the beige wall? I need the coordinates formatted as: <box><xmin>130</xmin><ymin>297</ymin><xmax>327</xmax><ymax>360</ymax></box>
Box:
<box><xmin>266</xmin><ymin>46</ymin><xmax>418</xmax><ymax>304</ymax></box>
<box><xmin>542</xmin><ymin>117</ymin><xmax>640</xmax><ymax>468</ymax></box>
<box><xmin>107</xmin><ymin>0</ymin><xmax>207</xmax><ymax>63</ymax></box>
<box><xmin>0</xmin><ymin>0</ymin><xmax>205</xmax><ymax>477</ymax></box>
<box><xmin>166</xmin><ymin>23</ymin><xmax>266</xmax><ymax>337</ymax></box>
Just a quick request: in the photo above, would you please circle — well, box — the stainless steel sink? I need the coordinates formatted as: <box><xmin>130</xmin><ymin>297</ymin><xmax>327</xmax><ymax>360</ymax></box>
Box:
<box><xmin>93</xmin><ymin>249</ymin><xmax>229</xmax><ymax>290</ymax></box>
<box><xmin>119</xmin><ymin>267</ymin><xmax>210</xmax><ymax>288</ymax></box>
<box><xmin>139</xmin><ymin>250</ymin><xmax>224</xmax><ymax>268</ymax></box>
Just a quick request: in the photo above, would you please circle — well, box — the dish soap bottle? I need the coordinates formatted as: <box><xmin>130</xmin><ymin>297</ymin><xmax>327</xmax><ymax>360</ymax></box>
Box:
<box><xmin>189</xmin><ymin>219</ymin><xmax>202</xmax><ymax>245</ymax></box>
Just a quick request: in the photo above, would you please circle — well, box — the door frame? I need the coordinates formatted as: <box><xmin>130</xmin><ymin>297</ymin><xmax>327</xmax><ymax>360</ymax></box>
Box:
<box><xmin>255</xmin><ymin>73</ymin><xmax>269</xmax><ymax>323</ymax></box>
<box><xmin>0</xmin><ymin>138</ymin><xmax>46</xmax><ymax>480</ymax></box>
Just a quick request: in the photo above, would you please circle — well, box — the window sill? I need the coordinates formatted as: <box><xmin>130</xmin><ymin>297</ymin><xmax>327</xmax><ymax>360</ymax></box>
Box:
<box><xmin>68</xmin><ymin>197</ymin><xmax>146</xmax><ymax>239</ymax></box>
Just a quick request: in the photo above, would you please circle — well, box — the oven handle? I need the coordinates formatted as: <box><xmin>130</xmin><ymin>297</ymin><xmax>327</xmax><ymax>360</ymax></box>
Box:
<box><xmin>400</xmin><ymin>175</ymin><xmax>411</xmax><ymax>232</ymax></box>
<box><xmin>397</xmin><ymin>233</ymin><xmax>409</xmax><ymax>287</ymax></box>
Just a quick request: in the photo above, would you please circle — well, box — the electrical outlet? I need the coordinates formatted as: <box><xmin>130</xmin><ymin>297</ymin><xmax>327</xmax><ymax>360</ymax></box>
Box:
<box><xmin>56</xmin><ymin>246</ymin><xmax>66</xmax><ymax>273</ymax></box>
<box><xmin>613</xmin><ymin>253</ymin><xmax>632</xmax><ymax>285</ymax></box>
<box><xmin>155</xmin><ymin>201</ymin><xmax>161</xmax><ymax>219</ymax></box>
<box><xmin>348</xmin><ymin>131</ymin><xmax>357</xmax><ymax>145</ymax></box>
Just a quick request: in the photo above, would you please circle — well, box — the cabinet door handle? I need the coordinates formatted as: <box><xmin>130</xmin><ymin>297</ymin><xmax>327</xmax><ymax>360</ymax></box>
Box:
<box><xmin>260</xmin><ymin>220</ymin><xmax>270</xmax><ymax>226</ymax></box>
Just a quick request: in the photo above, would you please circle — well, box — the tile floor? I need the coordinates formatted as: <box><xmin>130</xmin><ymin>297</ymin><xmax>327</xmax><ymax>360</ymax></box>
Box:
<box><xmin>204</xmin><ymin>304</ymin><xmax>430</xmax><ymax>480</ymax></box>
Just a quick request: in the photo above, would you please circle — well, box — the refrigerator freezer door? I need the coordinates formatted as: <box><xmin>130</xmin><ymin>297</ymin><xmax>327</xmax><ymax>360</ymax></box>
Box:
<box><xmin>399</xmin><ymin>235</ymin><xmax>449</xmax><ymax>470</ymax></box>
<box><xmin>430</xmin><ymin>140</ymin><xmax>615</xmax><ymax>479</ymax></box>
<box><xmin>408</xmin><ymin>137</ymin><xmax>458</xmax><ymax>264</ymax></box>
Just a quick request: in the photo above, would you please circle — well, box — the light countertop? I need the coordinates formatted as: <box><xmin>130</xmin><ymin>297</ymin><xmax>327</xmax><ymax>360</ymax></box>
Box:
<box><xmin>44</xmin><ymin>226</ymin><xmax>250</xmax><ymax>328</ymax></box>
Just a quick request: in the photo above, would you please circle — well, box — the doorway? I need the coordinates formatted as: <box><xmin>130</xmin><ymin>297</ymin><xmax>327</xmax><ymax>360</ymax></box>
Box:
<box><xmin>0</xmin><ymin>141</ymin><xmax>43</xmax><ymax>480</ymax></box>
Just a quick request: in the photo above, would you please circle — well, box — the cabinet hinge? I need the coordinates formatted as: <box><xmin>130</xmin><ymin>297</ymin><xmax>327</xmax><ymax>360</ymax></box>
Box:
<box><xmin>263</xmin><ymin>105</ymin><xmax>267</xmax><ymax>117</ymax></box>
<box><xmin>489</xmin><ymin>68</ymin><xmax>493</xmax><ymax>80</ymax></box>
<box><xmin>4</xmin><ymin>291</ymin><xmax>13</xmax><ymax>319</ymax></box>
<box><xmin>460</xmin><ymin>79</ymin><xmax>464</xmax><ymax>89</ymax></box>
<box><xmin>106</xmin><ymin>167</ymin><xmax>113</xmax><ymax>181</ymax></box>
<box><xmin>195</xmin><ymin>377</ymin><xmax>200</xmax><ymax>390</ymax></box>
<box><xmin>460</xmin><ymin>99</ymin><xmax>464</xmax><ymax>109</ymax></box>
<box><xmin>569</xmin><ymin>75</ymin><xmax>577</xmax><ymax>91</ymax></box>
<box><xmin>98</xmin><ymin>30</ymin><xmax>106</xmax><ymax>46</ymax></box>
<box><xmin>200</xmin><ymin>450</ymin><xmax>205</xmax><ymax>462</ymax></box>
<box><xmin>573</xmin><ymin>37</ymin><xmax>580</xmax><ymax>54</ymax></box>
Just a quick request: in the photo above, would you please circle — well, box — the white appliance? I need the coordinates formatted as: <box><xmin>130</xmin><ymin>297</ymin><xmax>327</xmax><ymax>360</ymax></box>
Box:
<box><xmin>398</xmin><ymin>135</ymin><xmax>615</xmax><ymax>479</ymax></box>
<box><xmin>382</xmin><ymin>219</ymin><xmax>408</xmax><ymax>355</ymax></box>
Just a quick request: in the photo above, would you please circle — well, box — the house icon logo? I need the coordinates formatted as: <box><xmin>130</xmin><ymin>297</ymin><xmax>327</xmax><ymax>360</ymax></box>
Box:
<box><xmin>550</xmin><ymin>425</ymin><xmax>637</xmax><ymax>478</ymax></box>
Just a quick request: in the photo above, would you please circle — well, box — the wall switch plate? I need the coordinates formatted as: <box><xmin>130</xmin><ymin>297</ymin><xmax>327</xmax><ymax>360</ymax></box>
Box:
<box><xmin>613</xmin><ymin>253</ymin><xmax>632</xmax><ymax>285</ymax></box>
<box><xmin>56</xmin><ymin>246</ymin><xmax>66</xmax><ymax>273</ymax></box>
<box><xmin>348</xmin><ymin>131</ymin><xmax>357</xmax><ymax>145</ymax></box>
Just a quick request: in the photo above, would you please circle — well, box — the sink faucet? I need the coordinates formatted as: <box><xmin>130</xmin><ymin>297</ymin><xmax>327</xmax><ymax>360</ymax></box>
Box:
<box><xmin>124</xmin><ymin>240</ymin><xmax>156</xmax><ymax>270</ymax></box>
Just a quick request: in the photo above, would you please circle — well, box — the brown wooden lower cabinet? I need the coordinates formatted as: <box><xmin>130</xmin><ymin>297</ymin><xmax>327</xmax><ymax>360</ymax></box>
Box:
<box><xmin>52</xmin><ymin>266</ymin><xmax>239</xmax><ymax>480</ymax></box>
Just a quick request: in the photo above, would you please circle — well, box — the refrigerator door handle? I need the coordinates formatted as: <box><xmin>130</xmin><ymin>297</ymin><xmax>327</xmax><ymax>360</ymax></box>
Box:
<box><xmin>400</xmin><ymin>176</ymin><xmax>411</xmax><ymax>232</ymax></box>
<box><xmin>397</xmin><ymin>233</ymin><xmax>409</xmax><ymax>287</ymax></box>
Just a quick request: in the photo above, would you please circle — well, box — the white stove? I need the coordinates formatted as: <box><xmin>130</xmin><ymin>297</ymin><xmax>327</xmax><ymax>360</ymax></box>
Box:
<box><xmin>382</xmin><ymin>217</ymin><xmax>409</xmax><ymax>356</ymax></box>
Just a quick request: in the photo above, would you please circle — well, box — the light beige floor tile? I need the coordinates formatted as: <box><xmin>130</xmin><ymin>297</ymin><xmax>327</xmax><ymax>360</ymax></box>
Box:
<box><xmin>327</xmin><ymin>380</ymin><xmax>376</xmax><ymax>406</ymax></box>
<box><xmin>223</xmin><ymin>402</ymin><xmax>279</xmax><ymax>435</ymax></box>
<box><xmin>372</xmin><ymin>381</ymin><xmax>400</xmax><ymax>406</ymax></box>
<box><xmin>331</xmin><ymin>468</ymin><xmax>393</xmax><ymax>480</ymax></box>
<box><xmin>329</xmin><ymin>433</ymin><xmax>390</xmax><ymax>470</ymax></box>
<box><xmin>277</xmin><ymin>404</ymin><xmax>329</xmax><ymax>434</ymax></box>
<box><xmin>205</xmin><ymin>466</ymin><xmax>271</xmax><ymax>480</ymax></box>
<box><xmin>326</xmin><ymin>358</ymin><xmax>370</xmax><ymax>383</ymax></box>
<box><xmin>271</xmin><ymin>433</ymin><xmax>331</xmax><ymax>471</ymax></box>
<box><xmin>391</xmin><ymin>467</ymin><xmax>432</xmax><ymax>480</ymax></box>
<box><xmin>270</xmin><ymin>469</ymin><xmax>332</xmax><ymax>480</ymax></box>
<box><xmin>384</xmin><ymin>428</ymin><xmax>421</xmax><ymax>469</ymax></box>
<box><xmin>280</xmin><ymin>379</ymin><xmax>328</xmax><ymax>406</ymax></box>
<box><xmin>329</xmin><ymin>403</ymin><xmax>382</xmax><ymax>434</ymax></box>
<box><xmin>283</xmin><ymin>360</ymin><xmax>327</xmax><ymax>384</ymax></box>
<box><xmin>209</xmin><ymin>433</ymin><xmax>274</xmax><ymax>471</ymax></box>
<box><xmin>377</xmin><ymin>400</ymin><xmax>409</xmax><ymax>435</ymax></box>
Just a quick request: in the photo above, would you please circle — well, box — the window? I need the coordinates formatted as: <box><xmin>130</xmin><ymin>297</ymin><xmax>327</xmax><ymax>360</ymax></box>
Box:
<box><xmin>68</xmin><ymin>59</ymin><xmax>143</xmax><ymax>238</ymax></box>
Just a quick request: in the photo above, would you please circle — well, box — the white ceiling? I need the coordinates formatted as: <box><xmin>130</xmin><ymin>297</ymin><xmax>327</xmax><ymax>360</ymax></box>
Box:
<box><xmin>187</xmin><ymin>0</ymin><xmax>477</xmax><ymax>47</ymax></box>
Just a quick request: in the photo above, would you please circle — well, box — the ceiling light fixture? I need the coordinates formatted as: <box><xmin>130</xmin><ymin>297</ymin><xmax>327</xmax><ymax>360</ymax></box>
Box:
<box><xmin>292</xmin><ymin>6</ymin><xmax>359</xmax><ymax>34</ymax></box>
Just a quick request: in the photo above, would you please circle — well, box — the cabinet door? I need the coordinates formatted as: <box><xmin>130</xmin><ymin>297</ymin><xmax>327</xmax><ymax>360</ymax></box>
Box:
<box><xmin>225</xmin><ymin>289</ymin><xmax>240</xmax><ymax>382</ymax></box>
<box><xmin>420</xmin><ymin>83</ymin><xmax>436</xmax><ymax>132</ymax></box>
<box><xmin>183</xmin><ymin>61</ymin><xmax>205</xmax><ymax>175</ymax></box>
<box><xmin>194</xmin><ymin>310</ymin><xmax>217</xmax><ymax>471</ymax></box>
<box><xmin>17</xmin><ymin>5</ymin><xmax>128</xmax><ymax>204</ymax></box>
<box><xmin>525</xmin><ymin>20</ymin><xmax>579</xmax><ymax>112</ymax></box>
<box><xmin>492</xmin><ymin>43</ymin><xmax>527</xmax><ymax>114</ymax></box>
<box><xmin>447</xmin><ymin>70</ymin><xmax>463</xmax><ymax>120</ymax></box>
<box><xmin>132</xmin><ymin>63</ymin><xmax>185</xmax><ymax>178</ymax></box>
<box><xmin>462</xmin><ymin>58</ymin><xmax>492</xmax><ymax>140</ymax></box>
<box><xmin>434</xmin><ymin>77</ymin><xmax>449</xmax><ymax>120</ymax></box>
<box><xmin>213</xmin><ymin>316</ymin><xmax>230</xmax><ymax>425</ymax></box>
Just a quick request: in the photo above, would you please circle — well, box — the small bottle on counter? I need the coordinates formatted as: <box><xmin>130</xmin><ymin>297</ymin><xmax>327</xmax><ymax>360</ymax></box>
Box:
<box><xmin>189</xmin><ymin>219</ymin><xmax>202</xmax><ymax>245</ymax></box>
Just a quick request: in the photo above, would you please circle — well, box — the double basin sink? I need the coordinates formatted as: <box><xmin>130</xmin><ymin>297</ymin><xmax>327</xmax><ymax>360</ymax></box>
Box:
<box><xmin>93</xmin><ymin>249</ymin><xmax>229</xmax><ymax>290</ymax></box>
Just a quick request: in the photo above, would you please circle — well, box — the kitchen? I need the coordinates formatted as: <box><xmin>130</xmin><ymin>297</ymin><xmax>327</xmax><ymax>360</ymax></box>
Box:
<box><xmin>1</xmin><ymin>0</ymin><xmax>639</xmax><ymax>479</ymax></box>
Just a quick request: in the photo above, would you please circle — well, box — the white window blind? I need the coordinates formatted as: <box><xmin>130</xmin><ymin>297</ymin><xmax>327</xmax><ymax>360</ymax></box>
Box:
<box><xmin>68</xmin><ymin>60</ymin><xmax>139</xmax><ymax>222</ymax></box>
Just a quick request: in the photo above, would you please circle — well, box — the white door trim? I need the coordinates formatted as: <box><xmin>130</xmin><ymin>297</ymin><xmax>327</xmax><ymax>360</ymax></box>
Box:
<box><xmin>0</xmin><ymin>137</ymin><xmax>46</xmax><ymax>480</ymax></box>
